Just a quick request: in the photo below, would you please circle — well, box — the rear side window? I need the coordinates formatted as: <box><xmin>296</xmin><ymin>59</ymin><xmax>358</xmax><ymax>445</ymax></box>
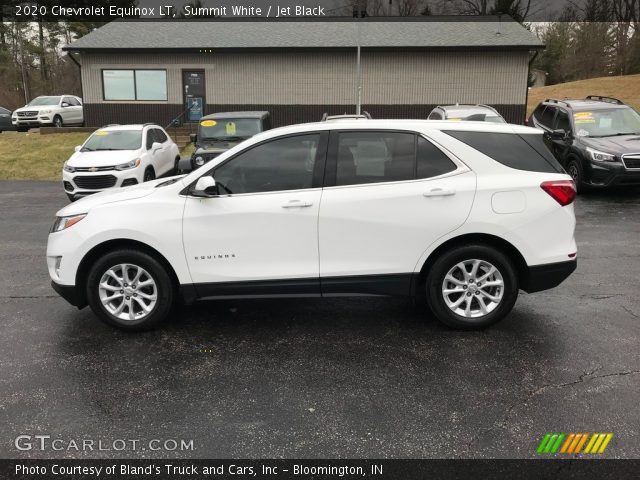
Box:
<box><xmin>539</xmin><ymin>106</ymin><xmax>556</xmax><ymax>128</ymax></box>
<box><xmin>336</xmin><ymin>131</ymin><xmax>415</xmax><ymax>186</ymax></box>
<box><xmin>417</xmin><ymin>137</ymin><xmax>457</xmax><ymax>179</ymax></box>
<box><xmin>443</xmin><ymin>131</ymin><xmax>564</xmax><ymax>173</ymax></box>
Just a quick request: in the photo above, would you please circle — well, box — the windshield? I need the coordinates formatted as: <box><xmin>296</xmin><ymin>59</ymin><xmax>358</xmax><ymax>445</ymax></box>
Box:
<box><xmin>484</xmin><ymin>115</ymin><xmax>507</xmax><ymax>124</ymax></box>
<box><xmin>28</xmin><ymin>96</ymin><xmax>61</xmax><ymax>106</ymax></box>
<box><xmin>81</xmin><ymin>130</ymin><xmax>142</xmax><ymax>151</ymax></box>
<box><xmin>573</xmin><ymin>108</ymin><xmax>640</xmax><ymax>137</ymax></box>
<box><xmin>198</xmin><ymin>118</ymin><xmax>262</xmax><ymax>141</ymax></box>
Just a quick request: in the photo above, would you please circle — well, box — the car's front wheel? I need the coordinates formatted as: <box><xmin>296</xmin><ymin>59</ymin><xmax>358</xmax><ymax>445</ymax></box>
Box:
<box><xmin>566</xmin><ymin>158</ymin><xmax>585</xmax><ymax>193</ymax></box>
<box><xmin>86</xmin><ymin>249</ymin><xmax>175</xmax><ymax>331</ymax></box>
<box><xmin>425</xmin><ymin>244</ymin><xmax>519</xmax><ymax>329</ymax></box>
<box><xmin>143</xmin><ymin>167</ymin><xmax>155</xmax><ymax>182</ymax></box>
<box><xmin>53</xmin><ymin>115</ymin><xmax>63</xmax><ymax>128</ymax></box>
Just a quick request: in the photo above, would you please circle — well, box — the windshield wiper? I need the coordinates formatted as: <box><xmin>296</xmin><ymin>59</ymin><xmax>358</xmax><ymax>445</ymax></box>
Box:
<box><xmin>610</xmin><ymin>132</ymin><xmax>639</xmax><ymax>136</ymax></box>
<box><xmin>81</xmin><ymin>147</ymin><xmax>94</xmax><ymax>151</ymax></box>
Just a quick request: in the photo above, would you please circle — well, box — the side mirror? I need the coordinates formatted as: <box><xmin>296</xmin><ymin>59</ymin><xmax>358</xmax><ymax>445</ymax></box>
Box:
<box><xmin>190</xmin><ymin>133</ymin><xmax>197</xmax><ymax>144</ymax></box>
<box><xmin>193</xmin><ymin>176</ymin><xmax>217</xmax><ymax>197</ymax></box>
<box><xmin>177</xmin><ymin>157</ymin><xmax>193</xmax><ymax>173</ymax></box>
<box><xmin>151</xmin><ymin>141</ymin><xmax>162</xmax><ymax>152</ymax></box>
<box><xmin>61</xmin><ymin>102</ymin><xmax>69</xmax><ymax>108</ymax></box>
<box><xmin>74</xmin><ymin>145</ymin><xmax>81</xmax><ymax>152</ymax></box>
<box><xmin>551</xmin><ymin>129</ymin><xmax>568</xmax><ymax>139</ymax></box>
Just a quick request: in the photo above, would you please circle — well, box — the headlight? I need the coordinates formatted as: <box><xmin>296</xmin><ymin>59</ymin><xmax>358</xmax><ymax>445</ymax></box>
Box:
<box><xmin>114</xmin><ymin>158</ymin><xmax>141</xmax><ymax>171</ymax></box>
<box><xmin>63</xmin><ymin>162</ymin><xmax>75</xmax><ymax>173</ymax></box>
<box><xmin>587</xmin><ymin>147</ymin><xmax>616</xmax><ymax>162</ymax></box>
<box><xmin>41</xmin><ymin>109</ymin><xmax>52</xmax><ymax>114</ymax></box>
<box><xmin>194</xmin><ymin>156</ymin><xmax>205</xmax><ymax>166</ymax></box>
<box><xmin>51</xmin><ymin>214</ymin><xmax>87</xmax><ymax>233</ymax></box>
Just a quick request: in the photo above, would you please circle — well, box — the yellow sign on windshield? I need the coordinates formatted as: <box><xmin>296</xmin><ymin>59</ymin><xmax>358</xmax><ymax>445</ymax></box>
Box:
<box><xmin>95</xmin><ymin>130</ymin><xmax>109</xmax><ymax>136</ymax></box>
<box><xmin>226</xmin><ymin>122</ymin><xmax>236</xmax><ymax>135</ymax></box>
<box><xmin>200</xmin><ymin>120</ymin><xmax>216</xmax><ymax>127</ymax></box>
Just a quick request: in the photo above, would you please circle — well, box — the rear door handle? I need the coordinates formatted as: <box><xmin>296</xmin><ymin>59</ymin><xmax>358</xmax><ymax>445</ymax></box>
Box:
<box><xmin>281</xmin><ymin>200</ymin><xmax>313</xmax><ymax>208</ymax></box>
<box><xmin>423</xmin><ymin>188</ymin><xmax>456</xmax><ymax>197</ymax></box>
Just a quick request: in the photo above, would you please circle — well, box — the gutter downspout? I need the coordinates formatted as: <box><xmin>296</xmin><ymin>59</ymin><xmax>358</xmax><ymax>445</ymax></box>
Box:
<box><xmin>524</xmin><ymin>49</ymin><xmax>539</xmax><ymax>124</ymax></box>
<box><xmin>67</xmin><ymin>50</ymin><xmax>84</xmax><ymax>101</ymax></box>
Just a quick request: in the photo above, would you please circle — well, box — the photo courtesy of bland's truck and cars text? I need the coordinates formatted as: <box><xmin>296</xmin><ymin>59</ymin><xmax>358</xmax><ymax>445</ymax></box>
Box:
<box><xmin>1</xmin><ymin>0</ymin><xmax>639</xmax><ymax>479</ymax></box>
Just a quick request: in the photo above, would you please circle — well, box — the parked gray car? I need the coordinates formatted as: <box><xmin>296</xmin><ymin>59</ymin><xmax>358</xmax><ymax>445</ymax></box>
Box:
<box><xmin>428</xmin><ymin>104</ymin><xmax>506</xmax><ymax>123</ymax></box>
<box><xmin>0</xmin><ymin>106</ymin><xmax>14</xmax><ymax>132</ymax></box>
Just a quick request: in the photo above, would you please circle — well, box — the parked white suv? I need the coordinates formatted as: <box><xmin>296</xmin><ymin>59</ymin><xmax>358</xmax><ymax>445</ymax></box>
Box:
<box><xmin>47</xmin><ymin>120</ymin><xmax>577</xmax><ymax>331</ymax></box>
<box><xmin>63</xmin><ymin>124</ymin><xmax>181</xmax><ymax>201</ymax></box>
<box><xmin>12</xmin><ymin>95</ymin><xmax>83</xmax><ymax>130</ymax></box>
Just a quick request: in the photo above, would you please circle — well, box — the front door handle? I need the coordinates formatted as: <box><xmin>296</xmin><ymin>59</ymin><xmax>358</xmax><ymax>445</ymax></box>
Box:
<box><xmin>281</xmin><ymin>200</ymin><xmax>313</xmax><ymax>208</ymax></box>
<box><xmin>423</xmin><ymin>188</ymin><xmax>456</xmax><ymax>197</ymax></box>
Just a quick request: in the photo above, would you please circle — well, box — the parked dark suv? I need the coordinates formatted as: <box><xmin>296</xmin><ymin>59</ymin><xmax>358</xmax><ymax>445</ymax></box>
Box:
<box><xmin>528</xmin><ymin>96</ymin><xmax>640</xmax><ymax>192</ymax></box>
<box><xmin>184</xmin><ymin>111</ymin><xmax>271</xmax><ymax>171</ymax></box>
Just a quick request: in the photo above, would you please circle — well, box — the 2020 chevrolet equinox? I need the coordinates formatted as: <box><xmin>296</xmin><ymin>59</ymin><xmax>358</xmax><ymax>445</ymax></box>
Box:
<box><xmin>47</xmin><ymin>120</ymin><xmax>578</xmax><ymax>331</ymax></box>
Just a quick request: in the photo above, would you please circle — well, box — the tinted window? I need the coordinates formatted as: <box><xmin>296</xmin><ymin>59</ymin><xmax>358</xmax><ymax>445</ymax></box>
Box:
<box><xmin>443</xmin><ymin>131</ymin><xmax>564</xmax><ymax>173</ymax></box>
<box><xmin>417</xmin><ymin>137</ymin><xmax>457</xmax><ymax>179</ymax></box>
<box><xmin>336</xmin><ymin>131</ymin><xmax>415</xmax><ymax>186</ymax></box>
<box><xmin>429</xmin><ymin>111</ymin><xmax>443</xmax><ymax>120</ymax></box>
<box><xmin>532</xmin><ymin>104</ymin><xmax>545</xmax><ymax>121</ymax></box>
<box><xmin>213</xmin><ymin>134</ymin><xmax>320</xmax><ymax>194</ymax></box>
<box><xmin>539</xmin><ymin>106</ymin><xmax>556</xmax><ymax>128</ymax></box>
<box><xmin>554</xmin><ymin>110</ymin><xmax>571</xmax><ymax>133</ymax></box>
<box><xmin>145</xmin><ymin>130</ymin><xmax>155</xmax><ymax>150</ymax></box>
<box><xmin>153</xmin><ymin>128</ymin><xmax>168</xmax><ymax>143</ymax></box>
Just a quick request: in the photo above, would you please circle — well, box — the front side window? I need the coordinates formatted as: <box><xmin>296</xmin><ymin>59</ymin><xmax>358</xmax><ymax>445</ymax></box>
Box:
<box><xmin>554</xmin><ymin>110</ymin><xmax>572</xmax><ymax>133</ymax></box>
<box><xmin>428</xmin><ymin>111</ymin><xmax>443</xmax><ymax>120</ymax></box>
<box><xmin>153</xmin><ymin>129</ymin><xmax>168</xmax><ymax>143</ymax></box>
<box><xmin>82</xmin><ymin>130</ymin><xmax>142</xmax><ymax>152</ymax></box>
<box><xmin>103</xmin><ymin>70</ymin><xmax>167</xmax><ymax>101</ymax></box>
<box><xmin>336</xmin><ymin>131</ymin><xmax>415</xmax><ymax>186</ymax></box>
<box><xmin>213</xmin><ymin>134</ymin><xmax>320</xmax><ymax>194</ymax></box>
<box><xmin>539</xmin><ymin>106</ymin><xmax>556</xmax><ymax>128</ymax></box>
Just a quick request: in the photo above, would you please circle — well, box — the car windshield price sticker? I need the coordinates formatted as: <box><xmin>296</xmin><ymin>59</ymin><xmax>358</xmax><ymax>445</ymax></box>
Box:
<box><xmin>226</xmin><ymin>122</ymin><xmax>236</xmax><ymax>135</ymax></box>
<box><xmin>574</xmin><ymin>112</ymin><xmax>595</xmax><ymax>123</ymax></box>
<box><xmin>200</xmin><ymin>120</ymin><xmax>216</xmax><ymax>127</ymax></box>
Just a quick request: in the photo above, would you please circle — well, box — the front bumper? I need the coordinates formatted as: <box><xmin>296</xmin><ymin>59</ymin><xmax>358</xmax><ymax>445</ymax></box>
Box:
<box><xmin>51</xmin><ymin>281</ymin><xmax>86</xmax><ymax>309</ymax></box>
<box><xmin>587</xmin><ymin>161</ymin><xmax>640</xmax><ymax>187</ymax></box>
<box><xmin>521</xmin><ymin>259</ymin><xmax>577</xmax><ymax>293</ymax></box>
<box><xmin>12</xmin><ymin>118</ymin><xmax>53</xmax><ymax>127</ymax></box>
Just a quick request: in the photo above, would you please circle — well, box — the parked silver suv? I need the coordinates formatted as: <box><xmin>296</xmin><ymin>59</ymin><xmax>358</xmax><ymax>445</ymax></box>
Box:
<box><xmin>12</xmin><ymin>95</ymin><xmax>83</xmax><ymax>131</ymax></box>
<box><xmin>428</xmin><ymin>104</ymin><xmax>506</xmax><ymax>123</ymax></box>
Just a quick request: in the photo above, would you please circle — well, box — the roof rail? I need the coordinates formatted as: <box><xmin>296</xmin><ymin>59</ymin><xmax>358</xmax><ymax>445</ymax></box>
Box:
<box><xmin>143</xmin><ymin>122</ymin><xmax>158</xmax><ymax>127</ymax></box>
<box><xmin>544</xmin><ymin>98</ymin><xmax>571</xmax><ymax>107</ymax></box>
<box><xmin>321</xmin><ymin>111</ymin><xmax>372</xmax><ymax>122</ymax></box>
<box><xmin>585</xmin><ymin>95</ymin><xmax>624</xmax><ymax>105</ymax></box>
<box><xmin>477</xmin><ymin>104</ymin><xmax>501</xmax><ymax>114</ymax></box>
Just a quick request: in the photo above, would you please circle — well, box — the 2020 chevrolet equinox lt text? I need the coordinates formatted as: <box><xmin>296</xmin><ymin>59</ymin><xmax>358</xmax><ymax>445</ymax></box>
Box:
<box><xmin>47</xmin><ymin>120</ymin><xmax>578</xmax><ymax>331</ymax></box>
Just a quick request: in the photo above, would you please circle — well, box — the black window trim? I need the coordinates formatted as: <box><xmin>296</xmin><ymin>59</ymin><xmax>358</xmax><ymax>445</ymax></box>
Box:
<box><xmin>101</xmin><ymin>68</ymin><xmax>168</xmax><ymax>102</ymax></box>
<box><xmin>182</xmin><ymin>131</ymin><xmax>329</xmax><ymax>197</ymax></box>
<box><xmin>324</xmin><ymin>129</ymin><xmax>467</xmax><ymax>189</ymax></box>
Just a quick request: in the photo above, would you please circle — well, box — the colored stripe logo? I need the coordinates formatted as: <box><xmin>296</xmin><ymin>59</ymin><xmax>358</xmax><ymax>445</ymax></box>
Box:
<box><xmin>537</xmin><ymin>433</ymin><xmax>613</xmax><ymax>454</ymax></box>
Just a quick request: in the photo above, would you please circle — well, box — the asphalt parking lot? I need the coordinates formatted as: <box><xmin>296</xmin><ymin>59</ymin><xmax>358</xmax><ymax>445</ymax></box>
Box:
<box><xmin>0</xmin><ymin>180</ymin><xmax>639</xmax><ymax>459</ymax></box>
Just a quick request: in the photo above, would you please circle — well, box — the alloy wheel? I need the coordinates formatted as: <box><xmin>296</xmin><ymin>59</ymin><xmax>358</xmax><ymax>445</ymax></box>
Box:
<box><xmin>441</xmin><ymin>259</ymin><xmax>504</xmax><ymax>318</ymax></box>
<box><xmin>98</xmin><ymin>263</ymin><xmax>158</xmax><ymax>321</ymax></box>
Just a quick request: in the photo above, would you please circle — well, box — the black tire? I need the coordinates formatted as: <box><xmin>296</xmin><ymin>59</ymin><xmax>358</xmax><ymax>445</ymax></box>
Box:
<box><xmin>425</xmin><ymin>244</ymin><xmax>519</xmax><ymax>329</ymax></box>
<box><xmin>174</xmin><ymin>157</ymin><xmax>180</xmax><ymax>174</ymax></box>
<box><xmin>66</xmin><ymin>193</ymin><xmax>76</xmax><ymax>202</ymax></box>
<box><xmin>86</xmin><ymin>249</ymin><xmax>175</xmax><ymax>331</ymax></box>
<box><xmin>566</xmin><ymin>158</ymin><xmax>586</xmax><ymax>194</ymax></box>
<box><xmin>143</xmin><ymin>167</ymin><xmax>155</xmax><ymax>182</ymax></box>
<box><xmin>53</xmin><ymin>115</ymin><xmax>63</xmax><ymax>128</ymax></box>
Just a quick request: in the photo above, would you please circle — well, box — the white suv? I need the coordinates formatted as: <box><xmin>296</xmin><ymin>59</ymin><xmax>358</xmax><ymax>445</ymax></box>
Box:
<box><xmin>63</xmin><ymin>124</ymin><xmax>181</xmax><ymax>201</ymax></box>
<box><xmin>47</xmin><ymin>120</ymin><xmax>577</xmax><ymax>331</ymax></box>
<box><xmin>12</xmin><ymin>95</ymin><xmax>83</xmax><ymax>130</ymax></box>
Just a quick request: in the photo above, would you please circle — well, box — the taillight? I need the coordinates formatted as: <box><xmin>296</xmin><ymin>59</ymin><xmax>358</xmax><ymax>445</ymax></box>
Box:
<box><xmin>540</xmin><ymin>180</ymin><xmax>576</xmax><ymax>206</ymax></box>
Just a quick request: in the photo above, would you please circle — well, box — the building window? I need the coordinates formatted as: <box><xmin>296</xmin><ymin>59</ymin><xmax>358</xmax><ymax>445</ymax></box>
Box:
<box><xmin>102</xmin><ymin>69</ymin><xmax>167</xmax><ymax>101</ymax></box>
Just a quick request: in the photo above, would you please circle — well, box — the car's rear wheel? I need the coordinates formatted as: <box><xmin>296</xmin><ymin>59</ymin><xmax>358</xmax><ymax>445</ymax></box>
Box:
<box><xmin>566</xmin><ymin>158</ymin><xmax>585</xmax><ymax>194</ymax></box>
<box><xmin>143</xmin><ymin>167</ymin><xmax>155</xmax><ymax>182</ymax></box>
<box><xmin>53</xmin><ymin>115</ymin><xmax>63</xmax><ymax>128</ymax></box>
<box><xmin>425</xmin><ymin>244</ymin><xmax>518</xmax><ymax>329</ymax></box>
<box><xmin>86</xmin><ymin>249</ymin><xmax>175</xmax><ymax>331</ymax></box>
<box><xmin>174</xmin><ymin>156</ymin><xmax>180</xmax><ymax>174</ymax></box>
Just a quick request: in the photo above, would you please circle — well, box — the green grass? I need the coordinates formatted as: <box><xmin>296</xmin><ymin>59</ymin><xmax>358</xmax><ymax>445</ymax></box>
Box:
<box><xmin>0</xmin><ymin>131</ymin><xmax>195</xmax><ymax>181</ymax></box>
<box><xmin>0</xmin><ymin>132</ymin><xmax>91</xmax><ymax>181</ymax></box>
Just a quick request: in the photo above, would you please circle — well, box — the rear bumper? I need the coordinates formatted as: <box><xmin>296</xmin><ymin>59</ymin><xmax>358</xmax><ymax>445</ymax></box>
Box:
<box><xmin>521</xmin><ymin>259</ymin><xmax>577</xmax><ymax>293</ymax></box>
<box><xmin>51</xmin><ymin>281</ymin><xmax>86</xmax><ymax>309</ymax></box>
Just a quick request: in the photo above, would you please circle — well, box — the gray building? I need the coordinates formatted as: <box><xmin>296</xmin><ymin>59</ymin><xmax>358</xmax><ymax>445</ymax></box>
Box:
<box><xmin>64</xmin><ymin>19</ymin><xmax>543</xmax><ymax>127</ymax></box>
